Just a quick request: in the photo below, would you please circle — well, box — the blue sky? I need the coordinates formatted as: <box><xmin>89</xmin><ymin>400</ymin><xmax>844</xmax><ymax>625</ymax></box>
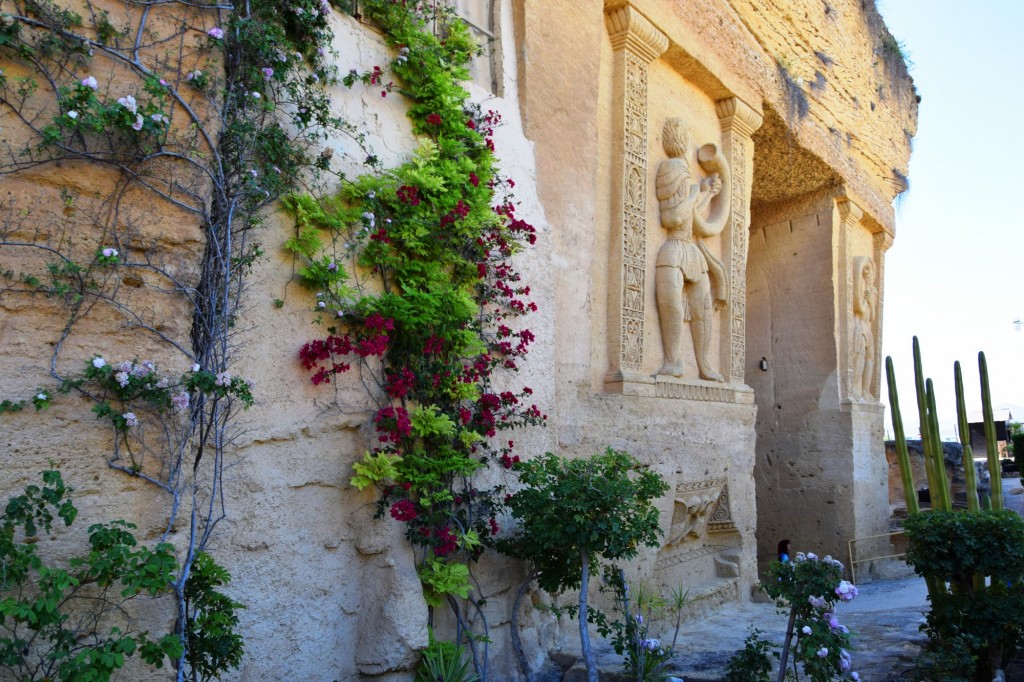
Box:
<box><xmin>876</xmin><ymin>0</ymin><xmax>1024</xmax><ymax>439</ymax></box>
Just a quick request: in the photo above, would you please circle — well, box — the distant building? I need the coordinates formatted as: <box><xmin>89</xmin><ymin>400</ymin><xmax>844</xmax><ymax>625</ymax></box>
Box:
<box><xmin>968</xmin><ymin>409</ymin><xmax>1013</xmax><ymax>459</ymax></box>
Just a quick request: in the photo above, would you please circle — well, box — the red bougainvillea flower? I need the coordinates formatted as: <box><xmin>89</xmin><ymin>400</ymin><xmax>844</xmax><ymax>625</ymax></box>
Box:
<box><xmin>390</xmin><ymin>499</ymin><xmax>417</xmax><ymax>522</ymax></box>
<box><xmin>433</xmin><ymin>526</ymin><xmax>458</xmax><ymax>556</ymax></box>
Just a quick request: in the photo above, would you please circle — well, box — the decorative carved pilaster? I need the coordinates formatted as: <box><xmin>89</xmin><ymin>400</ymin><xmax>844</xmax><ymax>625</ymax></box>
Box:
<box><xmin>605</xmin><ymin>6</ymin><xmax>667</xmax><ymax>381</ymax></box>
<box><xmin>871</xmin><ymin>231</ymin><xmax>893</xmax><ymax>398</ymax></box>
<box><xmin>715</xmin><ymin>98</ymin><xmax>762</xmax><ymax>385</ymax></box>
<box><xmin>836</xmin><ymin>198</ymin><xmax>865</xmax><ymax>401</ymax></box>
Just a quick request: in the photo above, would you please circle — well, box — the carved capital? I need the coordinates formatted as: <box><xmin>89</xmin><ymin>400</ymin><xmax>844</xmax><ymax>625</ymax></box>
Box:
<box><xmin>874</xmin><ymin>230</ymin><xmax>894</xmax><ymax>252</ymax></box>
<box><xmin>606</xmin><ymin>5</ymin><xmax>669</xmax><ymax>63</ymax></box>
<box><xmin>715</xmin><ymin>97</ymin><xmax>763</xmax><ymax>138</ymax></box>
<box><xmin>836</xmin><ymin>198</ymin><xmax>864</xmax><ymax>226</ymax></box>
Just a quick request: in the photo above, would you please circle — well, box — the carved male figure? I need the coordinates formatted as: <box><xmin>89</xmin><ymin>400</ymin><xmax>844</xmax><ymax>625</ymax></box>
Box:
<box><xmin>851</xmin><ymin>257</ymin><xmax>877</xmax><ymax>399</ymax></box>
<box><xmin>655</xmin><ymin>118</ymin><xmax>731</xmax><ymax>381</ymax></box>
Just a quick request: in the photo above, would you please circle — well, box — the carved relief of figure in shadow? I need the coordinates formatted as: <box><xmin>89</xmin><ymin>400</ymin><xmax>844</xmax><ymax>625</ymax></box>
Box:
<box><xmin>654</xmin><ymin>118</ymin><xmax>731</xmax><ymax>382</ymax></box>
<box><xmin>664</xmin><ymin>490</ymin><xmax>720</xmax><ymax>546</ymax></box>
<box><xmin>851</xmin><ymin>256</ymin><xmax>877</xmax><ymax>399</ymax></box>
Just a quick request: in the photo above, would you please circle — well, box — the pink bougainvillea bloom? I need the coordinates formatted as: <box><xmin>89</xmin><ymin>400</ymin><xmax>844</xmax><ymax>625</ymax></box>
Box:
<box><xmin>262</xmin><ymin>67</ymin><xmax>274</xmax><ymax>80</ymax></box>
<box><xmin>132</xmin><ymin>114</ymin><xmax>144</xmax><ymax>131</ymax></box>
<box><xmin>207</xmin><ymin>27</ymin><xmax>224</xmax><ymax>39</ymax></box>
<box><xmin>81</xmin><ymin>76</ymin><xmax>98</xmax><ymax>89</ymax></box>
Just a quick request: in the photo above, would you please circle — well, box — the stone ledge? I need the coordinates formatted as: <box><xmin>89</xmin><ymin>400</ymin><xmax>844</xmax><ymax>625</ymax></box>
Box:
<box><xmin>840</xmin><ymin>399</ymin><xmax>885</xmax><ymax>414</ymax></box>
<box><xmin>604</xmin><ymin>372</ymin><xmax>755</xmax><ymax>404</ymax></box>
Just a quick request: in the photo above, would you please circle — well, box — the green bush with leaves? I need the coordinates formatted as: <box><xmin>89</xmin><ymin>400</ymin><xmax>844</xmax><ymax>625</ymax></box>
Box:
<box><xmin>725</xmin><ymin>629</ymin><xmax>776</xmax><ymax>682</ymax></box>
<box><xmin>903</xmin><ymin>509</ymin><xmax>1024</xmax><ymax>681</ymax></box>
<box><xmin>0</xmin><ymin>470</ymin><xmax>244</xmax><ymax>682</ymax></box>
<box><xmin>499</xmin><ymin>448</ymin><xmax>668</xmax><ymax>682</ymax></box>
<box><xmin>1010</xmin><ymin>426</ymin><xmax>1024</xmax><ymax>473</ymax></box>
<box><xmin>183</xmin><ymin>551</ymin><xmax>245</xmax><ymax>682</ymax></box>
<box><xmin>0</xmin><ymin>469</ymin><xmax>182</xmax><ymax>681</ymax></box>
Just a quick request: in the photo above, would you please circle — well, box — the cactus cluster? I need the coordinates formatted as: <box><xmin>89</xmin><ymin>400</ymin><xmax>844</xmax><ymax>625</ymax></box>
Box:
<box><xmin>885</xmin><ymin>336</ymin><xmax>1001</xmax><ymax>514</ymax></box>
<box><xmin>886</xmin><ymin>337</ymin><xmax>1024</xmax><ymax>680</ymax></box>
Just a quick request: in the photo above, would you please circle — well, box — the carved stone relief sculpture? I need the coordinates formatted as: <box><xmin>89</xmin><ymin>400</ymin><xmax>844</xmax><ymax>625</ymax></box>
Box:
<box><xmin>655</xmin><ymin>118</ymin><xmax>731</xmax><ymax>382</ymax></box>
<box><xmin>664</xmin><ymin>477</ymin><xmax>725</xmax><ymax>546</ymax></box>
<box><xmin>851</xmin><ymin>256</ymin><xmax>877</xmax><ymax>400</ymax></box>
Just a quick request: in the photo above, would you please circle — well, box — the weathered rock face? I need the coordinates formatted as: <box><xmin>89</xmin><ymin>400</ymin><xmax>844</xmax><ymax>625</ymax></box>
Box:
<box><xmin>0</xmin><ymin>1</ymin><xmax>915</xmax><ymax>680</ymax></box>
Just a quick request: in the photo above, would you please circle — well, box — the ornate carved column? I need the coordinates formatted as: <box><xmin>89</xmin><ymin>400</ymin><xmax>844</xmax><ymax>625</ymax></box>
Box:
<box><xmin>604</xmin><ymin>5</ymin><xmax>668</xmax><ymax>383</ymax></box>
<box><xmin>836</xmin><ymin>198</ymin><xmax>865</xmax><ymax>402</ymax></box>
<box><xmin>715</xmin><ymin>97</ymin><xmax>762</xmax><ymax>385</ymax></box>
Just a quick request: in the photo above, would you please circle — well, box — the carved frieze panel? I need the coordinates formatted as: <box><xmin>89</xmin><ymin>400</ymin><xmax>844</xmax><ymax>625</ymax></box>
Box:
<box><xmin>655</xmin><ymin>543</ymin><xmax>731</xmax><ymax>572</ymax></box>
<box><xmin>708</xmin><ymin>481</ymin><xmax>736</xmax><ymax>533</ymax></box>
<box><xmin>664</xmin><ymin>477</ymin><xmax>726</xmax><ymax>547</ymax></box>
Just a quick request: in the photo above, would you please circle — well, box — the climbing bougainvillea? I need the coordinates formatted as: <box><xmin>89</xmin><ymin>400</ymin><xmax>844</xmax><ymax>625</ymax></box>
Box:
<box><xmin>283</xmin><ymin>0</ymin><xmax>543</xmax><ymax>620</ymax></box>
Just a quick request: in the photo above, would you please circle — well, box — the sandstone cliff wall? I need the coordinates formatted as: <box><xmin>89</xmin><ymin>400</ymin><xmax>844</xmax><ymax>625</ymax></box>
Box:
<box><xmin>0</xmin><ymin>0</ymin><xmax>915</xmax><ymax>678</ymax></box>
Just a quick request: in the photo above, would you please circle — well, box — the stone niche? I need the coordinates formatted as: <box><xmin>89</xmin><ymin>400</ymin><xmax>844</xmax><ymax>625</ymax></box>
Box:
<box><xmin>746</xmin><ymin>189</ymin><xmax>892</xmax><ymax>573</ymax></box>
<box><xmin>602</xmin><ymin>4</ymin><xmax>762</xmax><ymax>407</ymax></box>
<box><xmin>592</xmin><ymin>2</ymin><xmax>762</xmax><ymax>605</ymax></box>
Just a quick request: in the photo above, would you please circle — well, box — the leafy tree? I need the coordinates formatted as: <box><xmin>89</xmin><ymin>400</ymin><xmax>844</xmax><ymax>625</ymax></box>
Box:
<box><xmin>499</xmin><ymin>448</ymin><xmax>668</xmax><ymax>682</ymax></box>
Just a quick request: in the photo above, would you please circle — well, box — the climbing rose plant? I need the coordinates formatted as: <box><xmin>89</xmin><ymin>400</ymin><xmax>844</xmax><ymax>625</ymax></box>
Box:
<box><xmin>755</xmin><ymin>552</ymin><xmax>860</xmax><ymax>681</ymax></box>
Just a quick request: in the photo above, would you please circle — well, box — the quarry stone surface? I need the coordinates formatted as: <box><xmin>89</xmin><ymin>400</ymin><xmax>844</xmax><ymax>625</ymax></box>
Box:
<box><xmin>0</xmin><ymin>0</ymin><xmax>916</xmax><ymax>678</ymax></box>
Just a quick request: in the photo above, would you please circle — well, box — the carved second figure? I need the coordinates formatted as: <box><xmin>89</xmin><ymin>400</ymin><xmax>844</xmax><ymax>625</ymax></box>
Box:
<box><xmin>655</xmin><ymin>118</ymin><xmax>731</xmax><ymax>382</ymax></box>
<box><xmin>851</xmin><ymin>256</ymin><xmax>877</xmax><ymax>400</ymax></box>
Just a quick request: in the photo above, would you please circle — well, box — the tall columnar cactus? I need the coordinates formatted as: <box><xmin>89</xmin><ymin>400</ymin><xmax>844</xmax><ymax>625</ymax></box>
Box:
<box><xmin>911</xmin><ymin>340</ymin><xmax>944</xmax><ymax>508</ymax></box>
<box><xmin>888</xmin><ymin>339</ymin><xmax>1007</xmax><ymax>598</ymax></box>
<box><xmin>979</xmin><ymin>352</ymin><xmax>1003</xmax><ymax>510</ymax></box>
<box><xmin>954</xmin><ymin>361</ymin><xmax>980</xmax><ymax>512</ymax></box>
<box><xmin>924</xmin><ymin>379</ymin><xmax>952</xmax><ymax>510</ymax></box>
<box><xmin>911</xmin><ymin>338</ymin><xmax>951</xmax><ymax>511</ymax></box>
<box><xmin>885</xmin><ymin>356</ymin><xmax>919</xmax><ymax>515</ymax></box>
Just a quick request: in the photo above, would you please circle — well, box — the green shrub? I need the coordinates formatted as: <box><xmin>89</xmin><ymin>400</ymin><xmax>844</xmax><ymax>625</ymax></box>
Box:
<box><xmin>903</xmin><ymin>509</ymin><xmax>1024</xmax><ymax>680</ymax></box>
<box><xmin>0</xmin><ymin>470</ymin><xmax>182</xmax><ymax>681</ymax></box>
<box><xmin>1011</xmin><ymin>430</ymin><xmax>1024</xmax><ymax>473</ymax></box>
<box><xmin>725</xmin><ymin>629</ymin><xmax>775</xmax><ymax>682</ymax></box>
<box><xmin>184</xmin><ymin>551</ymin><xmax>245</xmax><ymax>681</ymax></box>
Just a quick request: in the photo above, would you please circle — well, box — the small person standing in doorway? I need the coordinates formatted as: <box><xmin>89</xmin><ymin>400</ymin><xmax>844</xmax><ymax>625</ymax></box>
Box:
<box><xmin>778</xmin><ymin>539</ymin><xmax>792</xmax><ymax>563</ymax></box>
